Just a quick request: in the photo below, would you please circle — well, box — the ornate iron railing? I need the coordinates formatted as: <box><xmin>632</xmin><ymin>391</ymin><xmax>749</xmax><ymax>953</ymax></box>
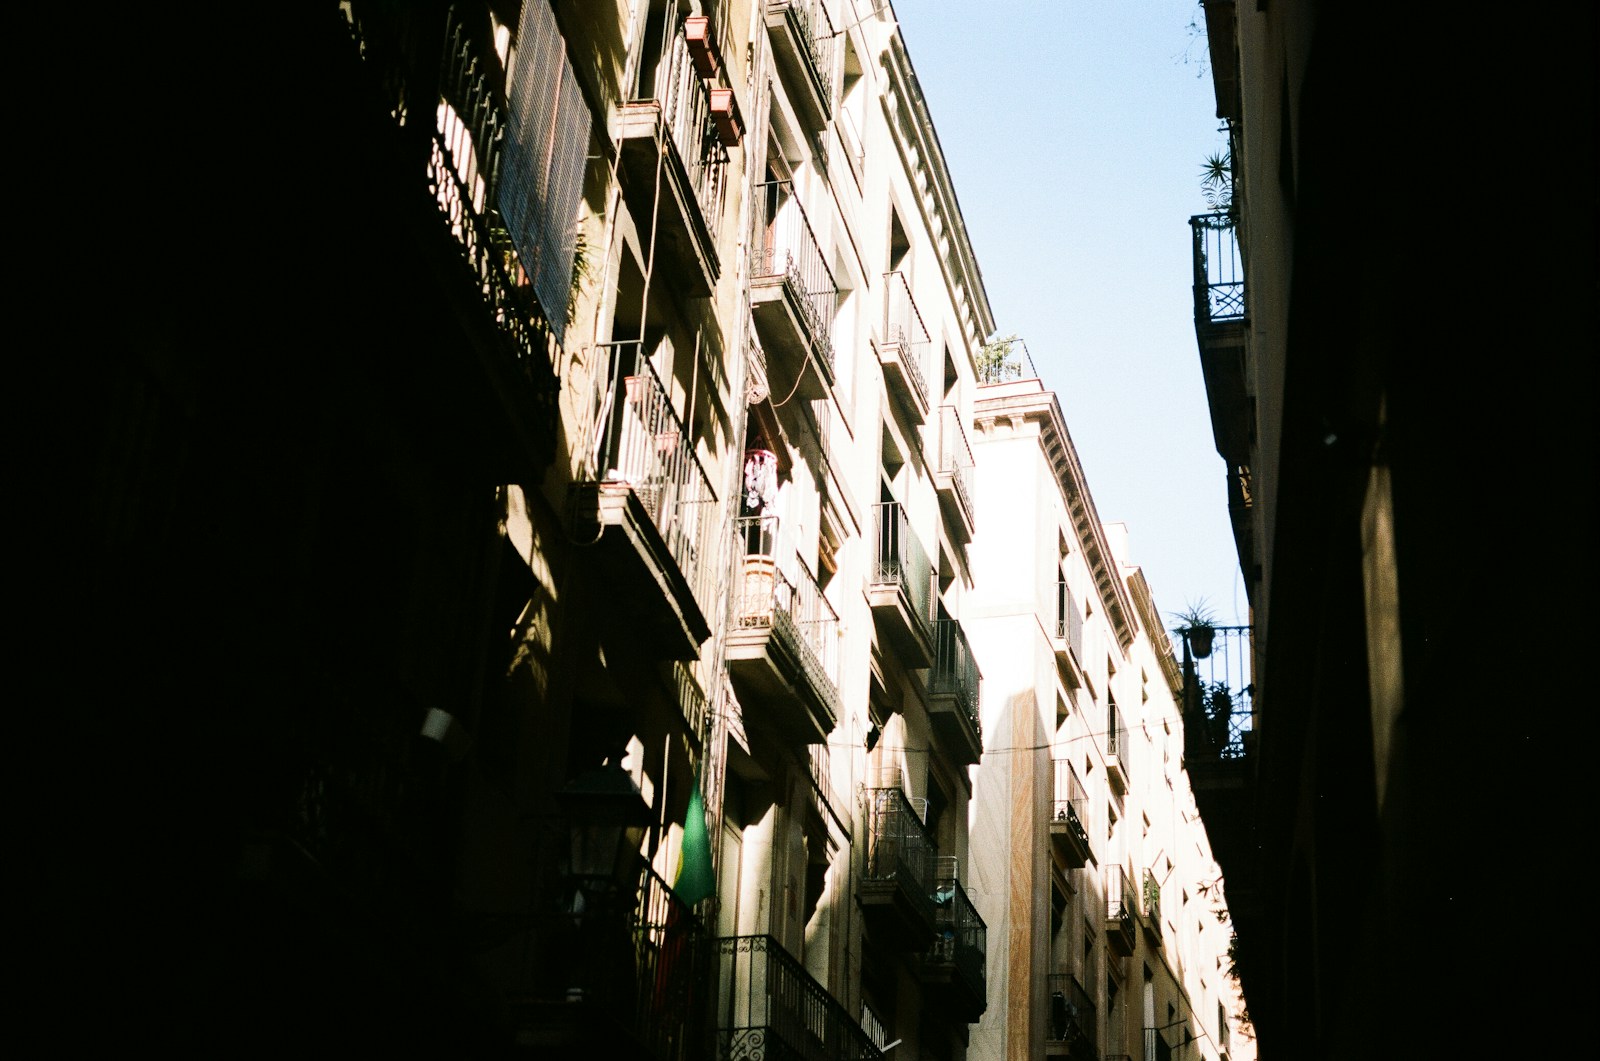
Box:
<box><xmin>732</xmin><ymin>517</ymin><xmax>840</xmax><ymax>699</ymax></box>
<box><xmin>1190</xmin><ymin>211</ymin><xmax>1244</xmax><ymax>323</ymax></box>
<box><xmin>714</xmin><ymin>935</ymin><xmax>882</xmax><ymax>1060</ymax></box>
<box><xmin>584</xmin><ymin>341</ymin><xmax>719</xmax><ymax>612</ymax></box>
<box><xmin>930</xmin><ymin>617</ymin><xmax>981</xmax><ymax>736</ymax></box>
<box><xmin>1046</xmin><ymin>973</ymin><xmax>1096</xmax><ymax>1050</ymax></box>
<box><xmin>862</xmin><ymin>787</ymin><xmax>936</xmax><ymax>925</ymax></box>
<box><xmin>883</xmin><ymin>271</ymin><xmax>930</xmax><ymax>408</ymax></box>
<box><xmin>937</xmin><ymin>406</ymin><xmax>975</xmax><ymax>519</ymax></box>
<box><xmin>930</xmin><ymin>859</ymin><xmax>986</xmax><ymax>1001</ymax></box>
<box><xmin>870</xmin><ymin>501</ymin><xmax>932</xmax><ymax>642</ymax></box>
<box><xmin>1051</xmin><ymin>757</ymin><xmax>1090</xmax><ymax>849</ymax></box>
<box><xmin>637</xmin><ymin>14</ymin><xmax>729</xmax><ymax>225</ymax></box>
<box><xmin>754</xmin><ymin>180</ymin><xmax>837</xmax><ymax>372</ymax></box>
<box><xmin>1177</xmin><ymin>623</ymin><xmax>1254</xmax><ymax>761</ymax></box>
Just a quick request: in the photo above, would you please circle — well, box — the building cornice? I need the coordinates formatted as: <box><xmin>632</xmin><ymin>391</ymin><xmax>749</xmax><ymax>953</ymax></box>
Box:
<box><xmin>975</xmin><ymin>381</ymin><xmax>1139</xmax><ymax>651</ymax></box>
<box><xmin>879</xmin><ymin>32</ymin><xmax>996</xmax><ymax>365</ymax></box>
<box><xmin>1126</xmin><ymin>566</ymin><xmax>1182</xmax><ymax>695</ymax></box>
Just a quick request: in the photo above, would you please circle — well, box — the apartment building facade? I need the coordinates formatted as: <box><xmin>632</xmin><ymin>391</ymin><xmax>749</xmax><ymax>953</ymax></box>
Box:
<box><xmin>32</xmin><ymin>1</ymin><xmax>1010</xmax><ymax>1055</ymax></box>
<box><xmin>966</xmin><ymin>377</ymin><xmax>1253</xmax><ymax>1061</ymax></box>
<box><xmin>1181</xmin><ymin>2</ymin><xmax>1594</xmax><ymax>1057</ymax></box>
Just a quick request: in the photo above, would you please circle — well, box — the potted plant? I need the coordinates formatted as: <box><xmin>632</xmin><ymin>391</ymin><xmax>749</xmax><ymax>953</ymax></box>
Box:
<box><xmin>1204</xmin><ymin>681</ymin><xmax>1233</xmax><ymax>722</ymax></box>
<box><xmin>1171</xmin><ymin>598</ymin><xmax>1218</xmax><ymax>659</ymax></box>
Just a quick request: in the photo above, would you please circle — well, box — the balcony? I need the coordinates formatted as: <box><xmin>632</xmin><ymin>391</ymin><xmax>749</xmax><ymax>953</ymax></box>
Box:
<box><xmin>859</xmin><ymin>787</ymin><xmax>937</xmax><ymax>950</ymax></box>
<box><xmin>715</xmin><ymin>935</ymin><xmax>882</xmax><ymax>1060</ymax></box>
<box><xmin>1179</xmin><ymin>623</ymin><xmax>1255</xmax><ymax>764</ymax></box>
<box><xmin>1178</xmin><ymin>624</ymin><xmax>1257</xmax><ymax>915</ymax></box>
<box><xmin>934</xmin><ymin>406</ymin><xmax>977</xmax><ymax>543</ymax></box>
<box><xmin>340</xmin><ymin>1</ymin><xmax>560</xmax><ymax>461</ymax></box>
<box><xmin>920</xmin><ymin>859</ymin><xmax>987</xmax><ymax>1023</ymax></box>
<box><xmin>879</xmin><ymin>272</ymin><xmax>931</xmax><ymax>425</ymax></box>
<box><xmin>1104</xmin><ymin>865</ymin><xmax>1137</xmax><ymax>957</ymax></box>
<box><xmin>726</xmin><ymin>517</ymin><xmax>841</xmax><ymax>746</ymax></box>
<box><xmin>1045</xmin><ymin>973</ymin><xmax>1096</xmax><ymax>1060</ymax></box>
<box><xmin>1141</xmin><ymin>869</ymin><xmax>1162</xmax><ymax>946</ymax></box>
<box><xmin>617</xmin><ymin>15</ymin><xmax>728</xmax><ymax>298</ymax></box>
<box><xmin>764</xmin><ymin>0</ymin><xmax>837</xmax><ymax>132</ymax></box>
<box><xmin>1052</xmin><ymin>580</ymin><xmax>1087</xmax><ymax>690</ymax></box>
<box><xmin>752</xmin><ymin>181</ymin><xmax>837</xmax><ymax>403</ymax></box>
<box><xmin>928</xmin><ymin>616</ymin><xmax>982</xmax><ymax>767</ymax></box>
<box><xmin>867</xmin><ymin>502</ymin><xmax>935</xmax><ymax>667</ymax></box>
<box><xmin>1049</xmin><ymin>758</ymin><xmax>1092</xmax><ymax>869</ymax></box>
<box><xmin>569</xmin><ymin>342</ymin><xmax>717</xmax><ymax>660</ymax></box>
<box><xmin>1188</xmin><ymin>212</ymin><xmax>1250</xmax><ymax>467</ymax></box>
<box><xmin>516</xmin><ymin>859</ymin><xmax>713</xmax><ymax>1057</ymax></box>
<box><xmin>1104</xmin><ymin>702</ymin><xmax>1128</xmax><ymax>795</ymax></box>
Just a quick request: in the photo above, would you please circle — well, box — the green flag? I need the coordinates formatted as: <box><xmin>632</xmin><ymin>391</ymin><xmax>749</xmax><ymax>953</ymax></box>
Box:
<box><xmin>672</xmin><ymin>763</ymin><xmax>715</xmax><ymax>906</ymax></box>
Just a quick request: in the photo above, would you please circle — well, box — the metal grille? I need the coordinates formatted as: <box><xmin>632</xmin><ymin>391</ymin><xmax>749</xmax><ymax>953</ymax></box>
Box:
<box><xmin>503</xmin><ymin>0</ymin><xmax>591</xmax><ymax>342</ymax></box>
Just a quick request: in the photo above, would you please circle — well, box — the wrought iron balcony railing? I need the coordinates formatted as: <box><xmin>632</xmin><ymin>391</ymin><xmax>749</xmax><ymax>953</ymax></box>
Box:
<box><xmin>1177</xmin><ymin>623</ymin><xmax>1254</xmax><ymax>761</ymax></box>
<box><xmin>533</xmin><ymin>858</ymin><xmax>712</xmax><ymax>1058</ymax></box>
<box><xmin>1105</xmin><ymin>865</ymin><xmax>1136</xmax><ymax>924</ymax></box>
<box><xmin>583</xmin><ymin>341</ymin><xmax>719</xmax><ymax>612</ymax></box>
<box><xmin>862</xmin><ymin>786</ymin><xmax>937</xmax><ymax>919</ymax></box>
<box><xmin>339</xmin><ymin>0</ymin><xmax>562</xmax><ymax>381</ymax></box>
<box><xmin>883</xmin><ymin>271</ymin><xmax>931</xmax><ymax>409</ymax></box>
<box><xmin>930</xmin><ymin>861</ymin><xmax>987</xmax><ymax>1002</ymax></box>
<box><xmin>930</xmin><ymin>617</ymin><xmax>981</xmax><ymax>736</ymax></box>
<box><xmin>754</xmin><ymin>180</ymin><xmax>837</xmax><ymax>371</ymax></box>
<box><xmin>715</xmin><ymin>934</ymin><xmax>882</xmax><ymax>1060</ymax></box>
<box><xmin>635</xmin><ymin>14</ymin><xmax>729</xmax><ymax>225</ymax></box>
<box><xmin>1051</xmin><ymin>758</ymin><xmax>1090</xmax><ymax>848</ymax></box>
<box><xmin>733</xmin><ymin>516</ymin><xmax>841</xmax><ymax>697</ymax></box>
<box><xmin>936</xmin><ymin>405</ymin><xmax>975</xmax><ymax>521</ymax></box>
<box><xmin>770</xmin><ymin>0</ymin><xmax>838</xmax><ymax>106</ymax></box>
<box><xmin>870</xmin><ymin>501</ymin><xmax>933</xmax><ymax>641</ymax></box>
<box><xmin>1046</xmin><ymin>973</ymin><xmax>1096</xmax><ymax>1050</ymax></box>
<box><xmin>1190</xmin><ymin>211</ymin><xmax>1245</xmax><ymax>325</ymax></box>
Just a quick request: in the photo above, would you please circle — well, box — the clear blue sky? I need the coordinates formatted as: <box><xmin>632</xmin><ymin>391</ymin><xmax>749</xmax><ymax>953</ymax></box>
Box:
<box><xmin>890</xmin><ymin>0</ymin><xmax>1248</xmax><ymax>629</ymax></box>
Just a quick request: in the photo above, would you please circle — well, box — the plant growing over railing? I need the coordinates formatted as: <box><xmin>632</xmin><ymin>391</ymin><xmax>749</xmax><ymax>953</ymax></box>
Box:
<box><xmin>976</xmin><ymin>332</ymin><xmax>1024</xmax><ymax>383</ymax></box>
<box><xmin>1200</xmin><ymin>146</ymin><xmax>1234</xmax><ymax>218</ymax></box>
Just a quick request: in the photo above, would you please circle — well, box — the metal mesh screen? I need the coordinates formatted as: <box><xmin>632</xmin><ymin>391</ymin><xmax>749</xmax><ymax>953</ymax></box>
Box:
<box><xmin>502</xmin><ymin>0</ymin><xmax>590</xmax><ymax>343</ymax></box>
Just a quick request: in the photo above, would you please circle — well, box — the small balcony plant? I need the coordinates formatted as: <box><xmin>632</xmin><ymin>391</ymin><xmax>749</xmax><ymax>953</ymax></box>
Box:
<box><xmin>1171</xmin><ymin>598</ymin><xmax>1218</xmax><ymax>659</ymax></box>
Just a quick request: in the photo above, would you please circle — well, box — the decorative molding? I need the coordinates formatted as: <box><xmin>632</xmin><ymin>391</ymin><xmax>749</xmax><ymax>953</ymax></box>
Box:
<box><xmin>879</xmin><ymin>34</ymin><xmax>996</xmax><ymax>369</ymax></box>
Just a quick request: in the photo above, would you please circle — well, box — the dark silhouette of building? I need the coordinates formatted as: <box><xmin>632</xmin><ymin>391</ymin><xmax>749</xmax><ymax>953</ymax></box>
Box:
<box><xmin>1183</xmin><ymin>3</ymin><xmax>1596</xmax><ymax>1057</ymax></box>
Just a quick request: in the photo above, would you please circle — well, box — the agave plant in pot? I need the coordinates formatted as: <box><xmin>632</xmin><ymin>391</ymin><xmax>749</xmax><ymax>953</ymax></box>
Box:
<box><xmin>1171</xmin><ymin>598</ymin><xmax>1219</xmax><ymax>659</ymax></box>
